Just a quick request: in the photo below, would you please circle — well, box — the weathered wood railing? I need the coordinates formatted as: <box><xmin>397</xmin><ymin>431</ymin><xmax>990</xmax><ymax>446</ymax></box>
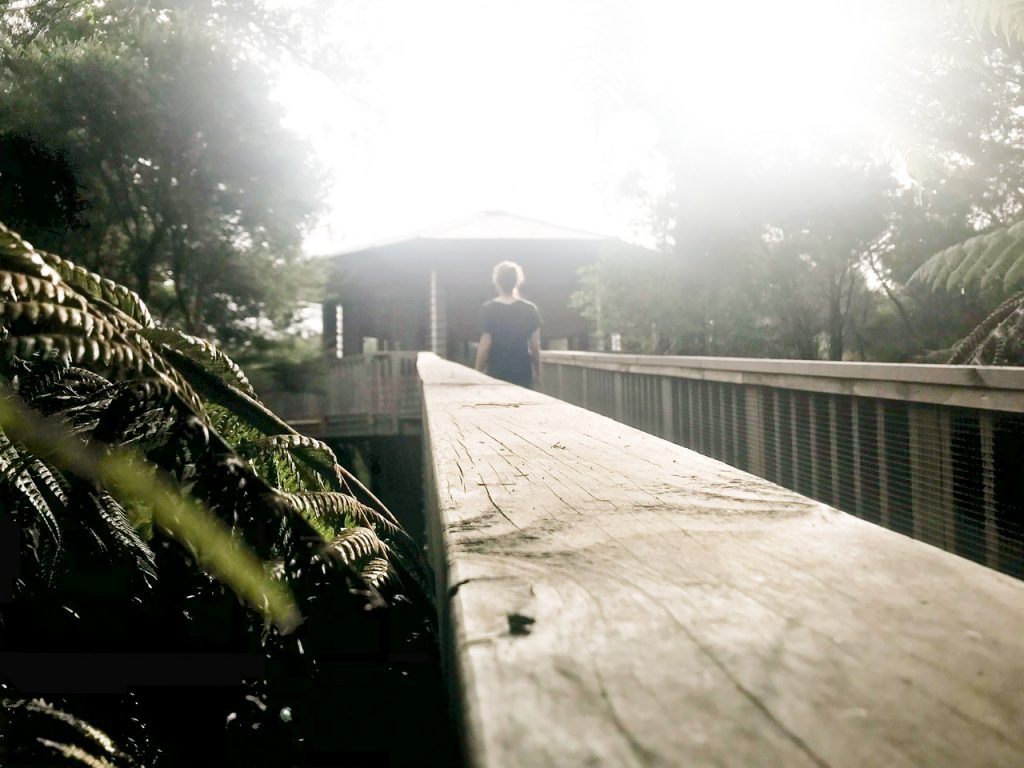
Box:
<box><xmin>420</xmin><ymin>352</ymin><xmax>1024</xmax><ymax>767</ymax></box>
<box><xmin>541</xmin><ymin>351</ymin><xmax>1024</xmax><ymax>578</ymax></box>
<box><xmin>262</xmin><ymin>352</ymin><xmax>421</xmax><ymax>438</ymax></box>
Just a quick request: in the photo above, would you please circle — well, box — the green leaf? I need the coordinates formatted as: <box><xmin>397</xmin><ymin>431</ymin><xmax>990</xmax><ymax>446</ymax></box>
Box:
<box><xmin>0</xmin><ymin>388</ymin><xmax>301</xmax><ymax>633</ymax></box>
<box><xmin>138</xmin><ymin>328</ymin><xmax>255</xmax><ymax>396</ymax></box>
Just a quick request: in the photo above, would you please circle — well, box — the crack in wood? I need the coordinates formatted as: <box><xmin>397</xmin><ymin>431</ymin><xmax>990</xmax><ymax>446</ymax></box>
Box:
<box><xmin>480</xmin><ymin>477</ymin><xmax>523</xmax><ymax>531</ymax></box>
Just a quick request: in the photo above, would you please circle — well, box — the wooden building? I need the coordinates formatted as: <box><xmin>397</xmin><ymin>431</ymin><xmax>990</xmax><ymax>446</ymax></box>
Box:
<box><xmin>321</xmin><ymin>211</ymin><xmax>649</xmax><ymax>364</ymax></box>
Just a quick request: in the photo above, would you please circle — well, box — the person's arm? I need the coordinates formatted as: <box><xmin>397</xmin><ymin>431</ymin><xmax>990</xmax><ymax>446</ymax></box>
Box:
<box><xmin>475</xmin><ymin>333</ymin><xmax>492</xmax><ymax>373</ymax></box>
<box><xmin>528</xmin><ymin>328</ymin><xmax>541</xmax><ymax>386</ymax></box>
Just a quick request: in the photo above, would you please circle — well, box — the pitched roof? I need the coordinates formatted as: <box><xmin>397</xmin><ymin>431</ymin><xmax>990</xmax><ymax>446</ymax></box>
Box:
<box><xmin>415</xmin><ymin>211</ymin><xmax>608</xmax><ymax>241</ymax></box>
<box><xmin>330</xmin><ymin>210</ymin><xmax>613</xmax><ymax>258</ymax></box>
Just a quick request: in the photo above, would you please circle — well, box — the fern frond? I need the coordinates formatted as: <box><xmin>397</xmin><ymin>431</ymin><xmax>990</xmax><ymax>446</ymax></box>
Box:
<box><xmin>360</xmin><ymin>556</ymin><xmax>393</xmax><ymax>588</ymax></box>
<box><xmin>0</xmin><ymin>301</ymin><xmax>122</xmax><ymax>339</ymax></box>
<box><xmin>37</xmin><ymin>738</ymin><xmax>118</xmax><ymax>768</ymax></box>
<box><xmin>159</xmin><ymin>346</ymin><xmax>292</xmax><ymax>431</ymax></box>
<box><xmin>39</xmin><ymin>251</ymin><xmax>154</xmax><ymax>329</ymax></box>
<box><xmin>967</xmin><ymin>0</ymin><xmax>1024</xmax><ymax>42</ymax></box>
<box><xmin>1003</xmin><ymin>243</ymin><xmax>1024</xmax><ymax>288</ymax></box>
<box><xmin>2</xmin><ymin>698</ymin><xmax>136</xmax><ymax>768</ymax></box>
<box><xmin>912</xmin><ymin>218</ymin><xmax>1024</xmax><ymax>293</ymax></box>
<box><xmin>13</xmin><ymin>352</ymin><xmax>71</xmax><ymax>401</ymax></box>
<box><xmin>326</xmin><ymin>526</ymin><xmax>383</xmax><ymax>568</ymax></box>
<box><xmin>0</xmin><ymin>225</ymin><xmax>65</xmax><ymax>282</ymax></box>
<box><xmin>980</xmin><ymin>224</ymin><xmax>1024</xmax><ymax>290</ymax></box>
<box><xmin>945</xmin><ymin>233</ymin><xmax>988</xmax><ymax>291</ymax></box>
<box><xmin>0</xmin><ymin>432</ymin><xmax>62</xmax><ymax>553</ymax></box>
<box><xmin>0</xmin><ymin>388</ymin><xmax>301</xmax><ymax>633</ymax></box>
<box><xmin>949</xmin><ymin>289</ymin><xmax>1024</xmax><ymax>363</ymax></box>
<box><xmin>2</xmin><ymin>334</ymin><xmax>146</xmax><ymax>372</ymax></box>
<box><xmin>0</xmin><ymin>269</ymin><xmax>85</xmax><ymax>311</ymax></box>
<box><xmin>256</xmin><ymin>434</ymin><xmax>344</xmax><ymax>490</ymax></box>
<box><xmin>88</xmin><ymin>379</ymin><xmax>182</xmax><ymax>448</ymax></box>
<box><xmin>139</xmin><ymin>328</ymin><xmax>255</xmax><ymax>396</ymax></box>
<box><xmin>275</xmin><ymin>490</ymin><xmax>363</xmax><ymax>533</ymax></box>
<box><xmin>91</xmin><ymin>491</ymin><xmax>157</xmax><ymax>579</ymax></box>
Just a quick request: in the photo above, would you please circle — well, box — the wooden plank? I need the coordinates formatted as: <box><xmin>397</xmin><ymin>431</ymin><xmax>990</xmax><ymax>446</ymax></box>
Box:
<box><xmin>420</xmin><ymin>354</ymin><xmax>1024</xmax><ymax>768</ymax></box>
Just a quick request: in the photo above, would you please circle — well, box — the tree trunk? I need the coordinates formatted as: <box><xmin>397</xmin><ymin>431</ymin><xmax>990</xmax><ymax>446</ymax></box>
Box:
<box><xmin>827</xmin><ymin>288</ymin><xmax>844</xmax><ymax>361</ymax></box>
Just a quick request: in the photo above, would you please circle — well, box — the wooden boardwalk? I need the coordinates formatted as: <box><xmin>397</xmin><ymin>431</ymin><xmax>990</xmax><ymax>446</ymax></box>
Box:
<box><xmin>419</xmin><ymin>353</ymin><xmax>1024</xmax><ymax>768</ymax></box>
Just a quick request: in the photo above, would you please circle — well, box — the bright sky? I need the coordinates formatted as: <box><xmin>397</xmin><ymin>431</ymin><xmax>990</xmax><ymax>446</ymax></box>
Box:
<box><xmin>275</xmin><ymin>0</ymin><xmax>927</xmax><ymax>255</ymax></box>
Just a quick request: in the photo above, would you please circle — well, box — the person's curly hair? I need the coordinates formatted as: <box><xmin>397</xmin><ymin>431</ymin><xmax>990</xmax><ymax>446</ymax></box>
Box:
<box><xmin>492</xmin><ymin>261</ymin><xmax>524</xmax><ymax>294</ymax></box>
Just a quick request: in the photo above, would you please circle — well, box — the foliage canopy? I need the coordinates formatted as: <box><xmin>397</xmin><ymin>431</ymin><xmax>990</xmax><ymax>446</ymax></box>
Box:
<box><xmin>0</xmin><ymin>0</ymin><xmax>322</xmax><ymax>349</ymax></box>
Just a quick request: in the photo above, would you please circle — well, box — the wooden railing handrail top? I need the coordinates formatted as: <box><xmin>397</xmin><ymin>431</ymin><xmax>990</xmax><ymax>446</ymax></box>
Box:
<box><xmin>419</xmin><ymin>353</ymin><xmax>1024</xmax><ymax>768</ymax></box>
<box><xmin>328</xmin><ymin>350</ymin><xmax>420</xmax><ymax>366</ymax></box>
<box><xmin>542</xmin><ymin>350</ymin><xmax>1024</xmax><ymax>411</ymax></box>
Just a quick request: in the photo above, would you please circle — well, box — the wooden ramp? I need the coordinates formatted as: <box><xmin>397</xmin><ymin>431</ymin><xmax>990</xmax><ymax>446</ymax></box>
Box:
<box><xmin>419</xmin><ymin>353</ymin><xmax>1024</xmax><ymax>768</ymax></box>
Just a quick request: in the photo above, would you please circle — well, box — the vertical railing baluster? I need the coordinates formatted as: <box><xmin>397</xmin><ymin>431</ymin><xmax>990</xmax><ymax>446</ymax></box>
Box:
<box><xmin>661</xmin><ymin>377</ymin><xmax>675</xmax><ymax>443</ymax></box>
<box><xmin>744</xmin><ymin>385</ymin><xmax>766</xmax><ymax>479</ymax></box>
<box><xmin>828</xmin><ymin>397</ymin><xmax>840</xmax><ymax>509</ymax></box>
<box><xmin>852</xmin><ymin>399</ymin><xmax>863</xmax><ymax>516</ymax></box>
<box><xmin>877</xmin><ymin>402</ymin><xmax>890</xmax><ymax>528</ymax></box>
<box><xmin>980</xmin><ymin>412</ymin><xmax>999</xmax><ymax>568</ymax></box>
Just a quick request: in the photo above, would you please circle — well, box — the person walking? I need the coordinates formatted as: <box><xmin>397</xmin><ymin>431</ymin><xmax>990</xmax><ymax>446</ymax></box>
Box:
<box><xmin>474</xmin><ymin>261</ymin><xmax>542</xmax><ymax>388</ymax></box>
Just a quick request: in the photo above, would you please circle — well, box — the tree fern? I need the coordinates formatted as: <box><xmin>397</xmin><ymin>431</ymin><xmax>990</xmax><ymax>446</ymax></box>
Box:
<box><xmin>966</xmin><ymin>0</ymin><xmax>1024</xmax><ymax>42</ymax></box>
<box><xmin>327</xmin><ymin>526</ymin><xmax>385</xmax><ymax>569</ymax></box>
<box><xmin>0</xmin><ymin>221</ymin><xmax>434</xmax><ymax>762</ymax></box>
<box><xmin>139</xmin><ymin>327</ymin><xmax>255</xmax><ymax>396</ymax></box>
<box><xmin>912</xmin><ymin>218</ymin><xmax>1024</xmax><ymax>363</ymax></box>
<box><xmin>0</xmin><ymin>389</ymin><xmax>300</xmax><ymax>631</ymax></box>
<box><xmin>1</xmin><ymin>698</ymin><xmax>139</xmax><ymax>768</ymax></box>
<box><xmin>38</xmin><ymin>250</ymin><xmax>156</xmax><ymax>329</ymax></box>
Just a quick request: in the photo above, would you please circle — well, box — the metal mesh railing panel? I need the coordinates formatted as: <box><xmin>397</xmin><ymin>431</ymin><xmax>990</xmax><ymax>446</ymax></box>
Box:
<box><xmin>544</xmin><ymin>362</ymin><xmax>1024</xmax><ymax>579</ymax></box>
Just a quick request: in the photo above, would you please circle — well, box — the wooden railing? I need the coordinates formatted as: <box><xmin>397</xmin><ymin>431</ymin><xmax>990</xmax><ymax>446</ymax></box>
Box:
<box><xmin>540</xmin><ymin>351</ymin><xmax>1024</xmax><ymax>578</ymax></box>
<box><xmin>420</xmin><ymin>352</ymin><xmax>1024</xmax><ymax>768</ymax></box>
<box><xmin>262</xmin><ymin>352</ymin><xmax>421</xmax><ymax>438</ymax></box>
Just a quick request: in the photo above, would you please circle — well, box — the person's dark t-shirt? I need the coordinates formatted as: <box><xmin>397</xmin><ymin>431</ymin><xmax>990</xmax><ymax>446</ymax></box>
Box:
<box><xmin>480</xmin><ymin>298</ymin><xmax>541</xmax><ymax>387</ymax></box>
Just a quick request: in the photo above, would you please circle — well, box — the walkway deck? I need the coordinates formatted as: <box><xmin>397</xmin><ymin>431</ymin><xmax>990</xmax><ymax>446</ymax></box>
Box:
<box><xmin>420</xmin><ymin>353</ymin><xmax>1024</xmax><ymax>768</ymax></box>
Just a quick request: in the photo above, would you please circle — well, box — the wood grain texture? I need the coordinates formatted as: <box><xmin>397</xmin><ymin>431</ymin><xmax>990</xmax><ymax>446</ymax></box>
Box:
<box><xmin>418</xmin><ymin>354</ymin><xmax>1024</xmax><ymax>768</ymax></box>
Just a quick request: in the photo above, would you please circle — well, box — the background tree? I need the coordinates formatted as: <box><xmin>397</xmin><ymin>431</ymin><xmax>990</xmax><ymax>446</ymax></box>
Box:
<box><xmin>575</xmin><ymin>1</ymin><xmax>1024</xmax><ymax>364</ymax></box>
<box><xmin>0</xmin><ymin>0</ymin><xmax>323</xmax><ymax>349</ymax></box>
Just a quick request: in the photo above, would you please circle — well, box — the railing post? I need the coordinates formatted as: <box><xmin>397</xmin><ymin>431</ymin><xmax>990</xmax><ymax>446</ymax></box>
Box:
<box><xmin>809</xmin><ymin>395</ymin><xmax>820</xmax><ymax>500</ymax></box>
<box><xmin>613</xmin><ymin>371</ymin><xmax>625</xmax><ymax>423</ymax></box>
<box><xmin>980</xmin><ymin>412</ymin><xmax>999</xmax><ymax>568</ymax></box>
<box><xmin>744</xmin><ymin>385</ymin><xmax>766</xmax><ymax>479</ymax></box>
<box><xmin>828</xmin><ymin>397</ymin><xmax>840</xmax><ymax>509</ymax></box>
<box><xmin>661</xmin><ymin>377</ymin><xmax>675</xmax><ymax>443</ymax></box>
<box><xmin>730</xmin><ymin>387</ymin><xmax>742</xmax><ymax>467</ymax></box>
<box><xmin>876</xmin><ymin>402</ymin><xmax>890</xmax><ymax>528</ymax></box>
<box><xmin>718</xmin><ymin>384</ymin><xmax>729</xmax><ymax>463</ymax></box>
<box><xmin>788</xmin><ymin>391</ymin><xmax>799</xmax><ymax>490</ymax></box>
<box><xmin>852</xmin><ymin>399</ymin><xmax>863</xmax><ymax>516</ymax></box>
<box><xmin>909</xmin><ymin>405</ymin><xmax>955</xmax><ymax>550</ymax></box>
<box><xmin>581</xmin><ymin>369</ymin><xmax>590</xmax><ymax>410</ymax></box>
<box><xmin>772</xmin><ymin>390</ymin><xmax>784</xmax><ymax>486</ymax></box>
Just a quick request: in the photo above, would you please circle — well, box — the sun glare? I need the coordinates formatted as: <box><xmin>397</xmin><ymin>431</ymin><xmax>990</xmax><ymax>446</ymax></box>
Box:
<box><xmin>275</xmin><ymin>0</ymin><xmax>927</xmax><ymax>252</ymax></box>
<box><xmin>631</xmin><ymin>0</ymin><xmax>917</xmax><ymax>151</ymax></box>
